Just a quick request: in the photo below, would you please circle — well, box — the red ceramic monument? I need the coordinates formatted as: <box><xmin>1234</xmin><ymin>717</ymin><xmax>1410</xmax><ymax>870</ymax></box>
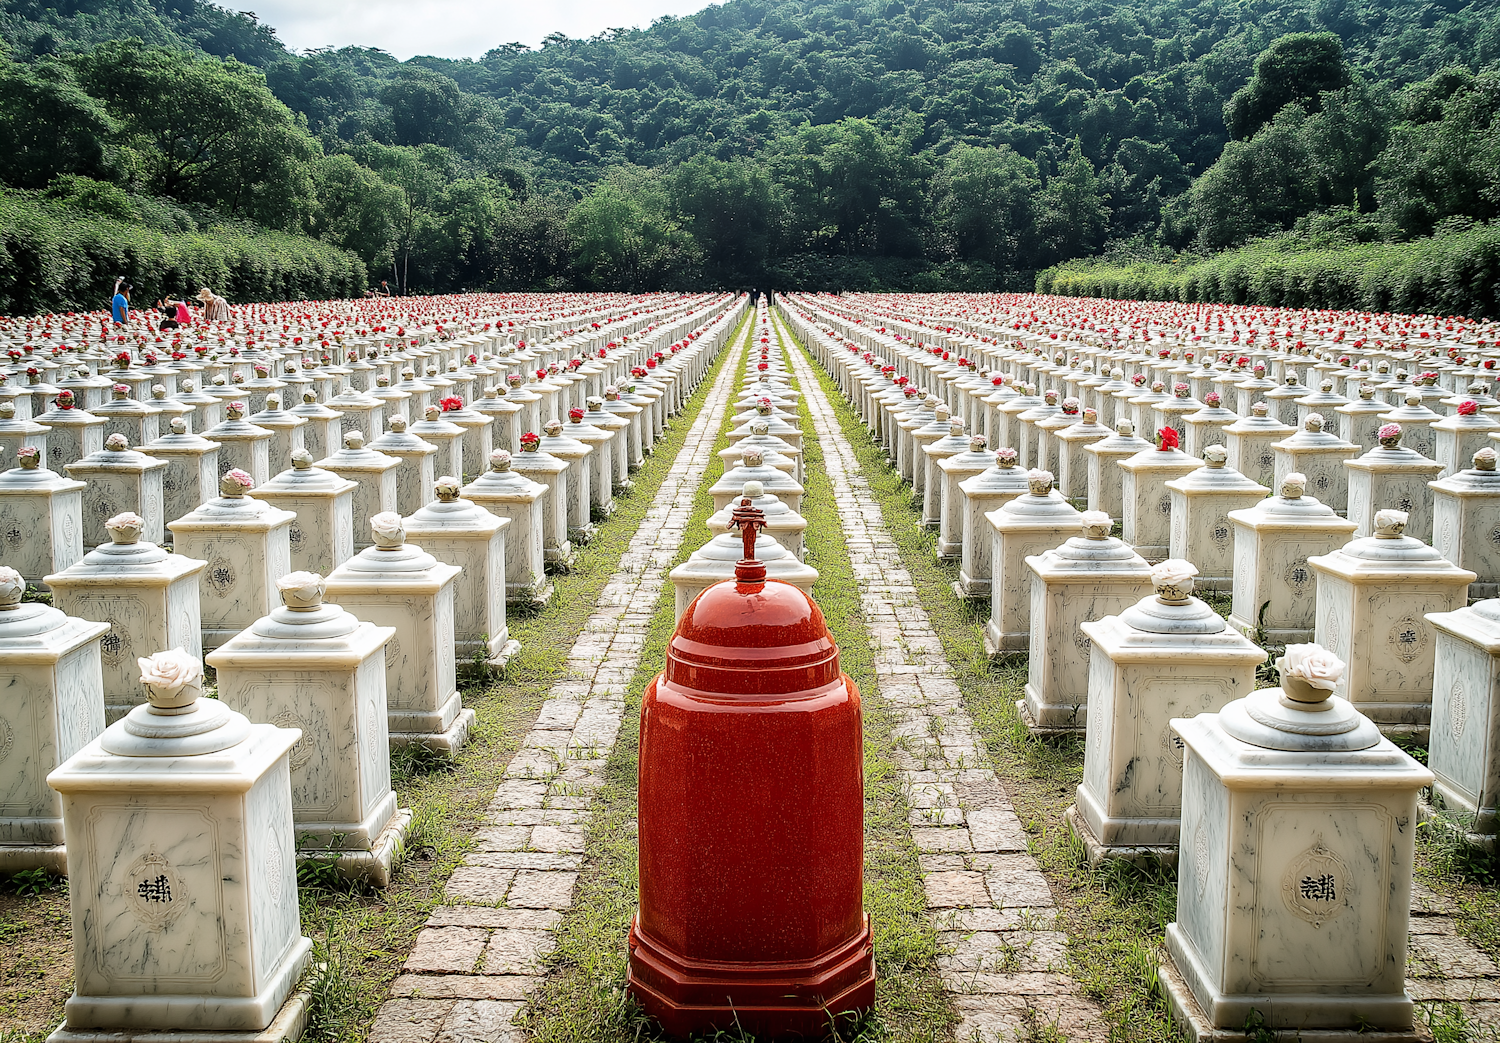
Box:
<box><xmin>628</xmin><ymin>498</ymin><xmax>875</xmax><ymax>1037</ymax></box>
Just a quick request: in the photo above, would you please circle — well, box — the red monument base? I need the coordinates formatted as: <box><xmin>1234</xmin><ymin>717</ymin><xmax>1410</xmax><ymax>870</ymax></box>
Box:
<box><xmin>628</xmin><ymin>915</ymin><xmax>875</xmax><ymax>1037</ymax></box>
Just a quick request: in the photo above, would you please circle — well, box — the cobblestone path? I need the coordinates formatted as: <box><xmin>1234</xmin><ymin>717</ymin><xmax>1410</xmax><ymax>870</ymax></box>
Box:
<box><xmin>776</xmin><ymin>314</ymin><xmax>1110</xmax><ymax>1042</ymax></box>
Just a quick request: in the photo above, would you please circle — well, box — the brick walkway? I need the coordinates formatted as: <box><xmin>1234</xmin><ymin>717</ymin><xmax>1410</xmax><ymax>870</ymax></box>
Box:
<box><xmin>775</xmin><ymin>313</ymin><xmax>1108</xmax><ymax>1042</ymax></box>
<box><xmin>366</xmin><ymin>321</ymin><xmax>748</xmax><ymax>1043</ymax></box>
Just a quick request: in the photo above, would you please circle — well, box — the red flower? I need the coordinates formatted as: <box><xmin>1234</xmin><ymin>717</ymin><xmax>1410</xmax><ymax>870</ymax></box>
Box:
<box><xmin>568</xmin><ymin>406</ymin><xmax>585</xmax><ymax>422</ymax></box>
<box><xmin>1459</xmin><ymin>400</ymin><xmax>1479</xmax><ymax>416</ymax></box>
<box><xmin>1156</xmin><ymin>427</ymin><xmax>1180</xmax><ymax>451</ymax></box>
<box><xmin>440</xmin><ymin>396</ymin><xmax>464</xmax><ymax>412</ymax></box>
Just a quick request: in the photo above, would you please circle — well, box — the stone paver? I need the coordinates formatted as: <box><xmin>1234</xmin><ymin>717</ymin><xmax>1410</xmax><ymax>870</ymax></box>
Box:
<box><xmin>368</xmin><ymin>312</ymin><xmax>749</xmax><ymax>1043</ymax></box>
<box><xmin>777</xmin><ymin>311</ymin><xmax>1109</xmax><ymax>1041</ymax></box>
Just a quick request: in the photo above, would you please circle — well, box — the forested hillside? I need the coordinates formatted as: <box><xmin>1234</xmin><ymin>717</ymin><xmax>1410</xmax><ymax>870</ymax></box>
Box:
<box><xmin>0</xmin><ymin>0</ymin><xmax>1497</xmax><ymax>307</ymax></box>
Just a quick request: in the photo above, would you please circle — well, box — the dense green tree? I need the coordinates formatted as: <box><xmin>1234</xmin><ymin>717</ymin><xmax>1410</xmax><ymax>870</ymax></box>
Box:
<box><xmin>1225</xmin><ymin>33</ymin><xmax>1351</xmax><ymax>140</ymax></box>
<box><xmin>669</xmin><ymin>156</ymin><xmax>775</xmax><ymax>286</ymax></box>
<box><xmin>567</xmin><ymin>167</ymin><xmax>700</xmax><ymax>289</ymax></box>
<box><xmin>0</xmin><ymin>51</ymin><xmax>118</xmax><ymax>187</ymax></box>
<box><xmin>767</xmin><ymin>118</ymin><xmax>929</xmax><ymax>257</ymax></box>
<box><xmin>306</xmin><ymin>153</ymin><xmax>403</xmax><ymax>271</ymax></box>
<box><xmin>1377</xmin><ymin>68</ymin><xmax>1500</xmax><ymax>238</ymax></box>
<box><xmin>930</xmin><ymin>144</ymin><xmax>1039</xmax><ymax>276</ymax></box>
<box><xmin>1036</xmin><ymin>139</ymin><xmax>1108</xmax><ymax>261</ymax></box>
<box><xmin>70</xmin><ymin>40</ymin><xmax>318</xmax><ymax>229</ymax></box>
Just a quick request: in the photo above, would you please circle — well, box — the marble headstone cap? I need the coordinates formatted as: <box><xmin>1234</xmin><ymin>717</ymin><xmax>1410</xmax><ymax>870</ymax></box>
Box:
<box><xmin>1150</xmin><ymin>558</ymin><xmax>1198</xmax><ymax>603</ymax></box>
<box><xmin>1218</xmin><ymin>644</ymin><xmax>1381</xmax><ymax>752</ymax></box>
<box><xmin>76</xmin><ymin>511</ymin><xmax>173</xmax><ymax>570</ymax></box>
<box><xmin>101</xmin><ymin>645</ymin><xmax>249</xmax><ymax>757</ymax></box>
<box><xmin>107</xmin><ymin>511</ymin><xmax>145</xmax><ymax>544</ymax></box>
<box><xmin>1110</xmin><ymin>557</ymin><xmax>1249</xmax><ymax>642</ymax></box>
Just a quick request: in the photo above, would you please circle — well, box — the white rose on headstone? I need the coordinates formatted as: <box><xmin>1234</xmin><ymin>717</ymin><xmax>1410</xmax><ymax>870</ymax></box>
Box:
<box><xmin>1151</xmin><ymin>558</ymin><xmax>1199</xmax><ymax>602</ymax></box>
<box><xmin>370</xmin><ymin>511</ymin><xmax>405</xmax><ymax>548</ymax></box>
<box><xmin>278</xmin><ymin>571</ymin><xmax>326</xmax><ymax>610</ymax></box>
<box><xmin>1276</xmin><ymin>643</ymin><xmax>1345</xmax><ymax>700</ymax></box>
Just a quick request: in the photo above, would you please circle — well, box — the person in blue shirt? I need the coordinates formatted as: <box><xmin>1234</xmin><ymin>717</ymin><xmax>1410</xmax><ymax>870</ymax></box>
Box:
<box><xmin>111</xmin><ymin>278</ymin><xmax>131</xmax><ymax>324</ymax></box>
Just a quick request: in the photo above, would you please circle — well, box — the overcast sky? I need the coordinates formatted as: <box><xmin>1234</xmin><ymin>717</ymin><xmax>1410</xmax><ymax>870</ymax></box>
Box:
<box><xmin>250</xmin><ymin>0</ymin><xmax>719</xmax><ymax>61</ymax></box>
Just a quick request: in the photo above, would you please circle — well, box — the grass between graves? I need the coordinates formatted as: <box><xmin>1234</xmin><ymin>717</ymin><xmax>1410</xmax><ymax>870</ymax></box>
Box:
<box><xmin>522</xmin><ymin>326</ymin><xmax>953</xmax><ymax>1043</ymax></box>
<box><xmin>779</xmin><ymin>317</ymin><xmax>1183</xmax><ymax>1043</ymax></box>
<box><xmin>0</xmin><ymin>312</ymin><xmax>748</xmax><ymax>1043</ymax></box>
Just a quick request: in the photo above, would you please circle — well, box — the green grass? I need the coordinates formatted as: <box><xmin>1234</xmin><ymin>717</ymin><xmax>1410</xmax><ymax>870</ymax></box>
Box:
<box><xmin>778</xmin><ymin>311</ymin><xmax>1183</xmax><ymax>1043</ymax></box>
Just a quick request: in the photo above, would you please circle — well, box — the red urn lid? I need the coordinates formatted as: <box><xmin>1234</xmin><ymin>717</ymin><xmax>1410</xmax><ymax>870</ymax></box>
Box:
<box><xmin>665</xmin><ymin>499</ymin><xmax>840</xmax><ymax>697</ymax></box>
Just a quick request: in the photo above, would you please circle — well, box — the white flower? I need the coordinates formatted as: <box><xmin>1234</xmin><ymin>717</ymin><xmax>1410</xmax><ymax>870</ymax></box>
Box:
<box><xmin>0</xmin><ymin>566</ymin><xmax>22</xmax><ymax>601</ymax></box>
<box><xmin>370</xmin><ymin>511</ymin><xmax>405</xmax><ymax>542</ymax></box>
<box><xmin>137</xmin><ymin>647</ymin><xmax>202</xmax><ymax>694</ymax></box>
<box><xmin>1374</xmin><ymin>508</ymin><xmax>1409</xmax><ymax>535</ymax></box>
<box><xmin>1276</xmin><ymin>643</ymin><xmax>1345</xmax><ymax>692</ymax></box>
<box><xmin>107</xmin><ymin>511</ymin><xmax>144</xmax><ymax>533</ymax></box>
<box><xmin>434</xmin><ymin>475</ymin><xmax>461</xmax><ymax>498</ymax></box>
<box><xmin>278</xmin><ymin>571</ymin><xmax>325</xmax><ymax>608</ymax></box>
<box><xmin>1080</xmin><ymin>510</ymin><xmax>1112</xmax><ymax>530</ymax></box>
<box><xmin>1151</xmin><ymin>559</ymin><xmax>1199</xmax><ymax>589</ymax></box>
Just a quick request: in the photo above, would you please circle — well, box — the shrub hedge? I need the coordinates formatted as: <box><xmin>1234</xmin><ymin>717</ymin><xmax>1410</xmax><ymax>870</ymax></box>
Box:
<box><xmin>0</xmin><ymin>190</ymin><xmax>367</xmax><ymax>314</ymax></box>
<box><xmin>1036</xmin><ymin>225</ymin><xmax>1500</xmax><ymax>319</ymax></box>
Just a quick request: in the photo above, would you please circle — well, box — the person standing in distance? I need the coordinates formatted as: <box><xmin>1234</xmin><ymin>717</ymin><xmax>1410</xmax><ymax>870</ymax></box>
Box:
<box><xmin>111</xmin><ymin>277</ymin><xmax>130</xmax><ymax>324</ymax></box>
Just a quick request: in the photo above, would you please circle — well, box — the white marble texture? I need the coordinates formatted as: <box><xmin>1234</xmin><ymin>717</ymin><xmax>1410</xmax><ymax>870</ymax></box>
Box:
<box><xmin>403</xmin><ymin>498</ymin><xmax>513</xmax><ymax>664</ymax></box>
<box><xmin>325</xmin><ymin>542</ymin><xmax>466</xmax><ymax>751</ymax></box>
<box><xmin>254</xmin><ymin>480</ymin><xmax>358</xmax><ymax>579</ymax></box>
<box><xmin>142</xmin><ymin>438</ymin><xmax>221</xmax><ymax>534</ymax></box>
<box><xmin>65</xmin><ymin>459</ymin><xmax>167</xmax><ymax>550</ymax></box>
<box><xmin>1119</xmin><ymin>447</ymin><xmax>1203</xmax><ymax>562</ymax></box>
<box><xmin>1432</xmin><ymin>462</ymin><xmax>1500</xmax><ymax>598</ymax></box>
<box><xmin>48</xmin><ymin>719</ymin><xmax>309</xmax><ymax>1031</ymax></box>
<box><xmin>1021</xmin><ymin>534</ymin><xmax>1152</xmax><ymax>734</ymax></box>
<box><xmin>0</xmin><ymin>612</ymin><xmax>108</xmax><ymax>863</ymax></box>
<box><xmin>0</xmin><ymin>466</ymin><xmax>85</xmax><ymax>583</ymax></box>
<box><xmin>1228</xmin><ymin>493</ymin><xmax>1357</xmax><ymax>644</ymax></box>
<box><xmin>1073</xmin><ymin>591</ymin><xmax>1262</xmax><ymax>856</ymax></box>
<box><xmin>984</xmin><ymin>492</ymin><xmax>1083</xmax><ymax>654</ymax></box>
<box><xmin>1427</xmin><ymin>603</ymin><xmax>1500</xmax><ymax>846</ymax></box>
<box><xmin>1271</xmin><ymin>430</ymin><xmax>1360</xmax><ymax>515</ymax></box>
<box><xmin>1168</xmin><ymin>704</ymin><xmax>1431</xmax><ymax>1033</ymax></box>
<box><xmin>1165</xmin><ymin>459</ymin><xmax>1269</xmax><ymax>590</ymax></box>
<box><xmin>1345</xmin><ymin>445</ymin><xmax>1443</xmax><ymax>540</ymax></box>
<box><xmin>316</xmin><ymin>438</ymin><xmax>402</xmax><ymax>552</ymax></box>
<box><xmin>167</xmin><ymin>497</ymin><xmax>294</xmax><ymax>650</ymax></box>
<box><xmin>954</xmin><ymin>462</ymin><xmax>1029</xmax><ymax>597</ymax></box>
<box><xmin>209</xmin><ymin>607</ymin><xmax>399</xmax><ymax>859</ymax></box>
<box><xmin>1311</xmin><ymin>533</ymin><xmax>1473</xmax><ymax>735</ymax></box>
<box><xmin>46</xmin><ymin>541</ymin><xmax>206</xmax><ymax>725</ymax></box>
<box><xmin>1084</xmin><ymin>426</ymin><xmax>1153</xmax><ymax>521</ymax></box>
<box><xmin>508</xmin><ymin>450</ymin><xmax>572</xmax><ymax>566</ymax></box>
